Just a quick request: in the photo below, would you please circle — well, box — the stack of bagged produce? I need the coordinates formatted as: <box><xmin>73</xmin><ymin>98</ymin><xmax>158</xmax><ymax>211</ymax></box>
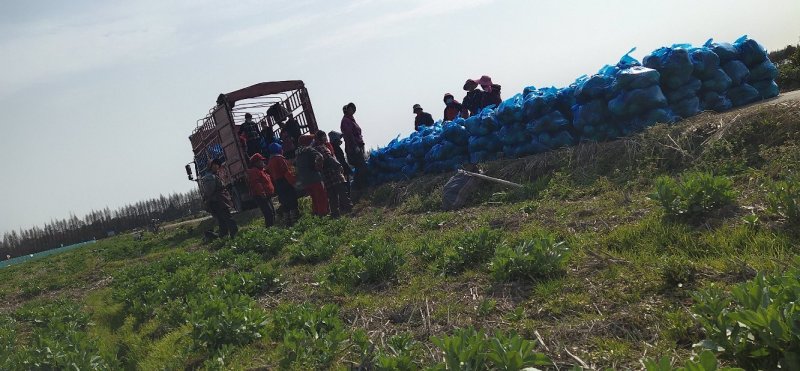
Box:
<box><xmin>366</xmin><ymin>35</ymin><xmax>781</xmax><ymax>185</ymax></box>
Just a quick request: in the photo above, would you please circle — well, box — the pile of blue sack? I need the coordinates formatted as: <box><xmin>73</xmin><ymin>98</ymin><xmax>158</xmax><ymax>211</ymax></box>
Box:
<box><xmin>366</xmin><ymin>35</ymin><xmax>780</xmax><ymax>185</ymax></box>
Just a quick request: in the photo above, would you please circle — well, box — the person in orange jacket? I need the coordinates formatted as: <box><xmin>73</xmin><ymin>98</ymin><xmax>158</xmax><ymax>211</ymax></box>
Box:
<box><xmin>267</xmin><ymin>143</ymin><xmax>300</xmax><ymax>225</ymax></box>
<box><xmin>247</xmin><ymin>153</ymin><xmax>276</xmax><ymax>227</ymax></box>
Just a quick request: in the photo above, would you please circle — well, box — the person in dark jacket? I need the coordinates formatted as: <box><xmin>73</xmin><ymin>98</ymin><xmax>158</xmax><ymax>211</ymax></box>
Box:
<box><xmin>202</xmin><ymin>158</ymin><xmax>238</xmax><ymax>238</ymax></box>
<box><xmin>341</xmin><ymin>103</ymin><xmax>369</xmax><ymax>190</ymax></box>
<box><xmin>294</xmin><ymin>134</ymin><xmax>329</xmax><ymax>216</ymax></box>
<box><xmin>477</xmin><ymin>75</ymin><xmax>502</xmax><ymax>110</ymax></box>
<box><xmin>413</xmin><ymin>104</ymin><xmax>435</xmax><ymax>131</ymax></box>
<box><xmin>328</xmin><ymin>130</ymin><xmax>352</xmax><ymax>197</ymax></box>
<box><xmin>315</xmin><ymin>131</ymin><xmax>352</xmax><ymax>217</ymax></box>
<box><xmin>246</xmin><ymin>153</ymin><xmax>276</xmax><ymax>228</ymax></box>
<box><xmin>442</xmin><ymin>93</ymin><xmax>464</xmax><ymax>121</ymax></box>
<box><xmin>462</xmin><ymin>79</ymin><xmax>484</xmax><ymax>117</ymax></box>
<box><xmin>239</xmin><ymin>113</ymin><xmax>262</xmax><ymax>156</ymax></box>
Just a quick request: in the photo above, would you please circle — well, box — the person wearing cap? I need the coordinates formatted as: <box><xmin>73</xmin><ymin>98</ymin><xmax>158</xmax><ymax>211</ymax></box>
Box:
<box><xmin>413</xmin><ymin>104</ymin><xmax>435</xmax><ymax>131</ymax></box>
<box><xmin>340</xmin><ymin>102</ymin><xmax>369</xmax><ymax>190</ymax></box>
<box><xmin>239</xmin><ymin>113</ymin><xmax>263</xmax><ymax>157</ymax></box>
<box><xmin>315</xmin><ymin>131</ymin><xmax>352</xmax><ymax>217</ymax></box>
<box><xmin>267</xmin><ymin>143</ymin><xmax>300</xmax><ymax>225</ymax></box>
<box><xmin>247</xmin><ymin>153</ymin><xmax>276</xmax><ymax>228</ymax></box>
<box><xmin>201</xmin><ymin>158</ymin><xmax>238</xmax><ymax>238</ymax></box>
<box><xmin>442</xmin><ymin>93</ymin><xmax>465</xmax><ymax>121</ymax></box>
<box><xmin>477</xmin><ymin>75</ymin><xmax>502</xmax><ymax>111</ymax></box>
<box><xmin>462</xmin><ymin>79</ymin><xmax>484</xmax><ymax>117</ymax></box>
<box><xmin>295</xmin><ymin>134</ymin><xmax>329</xmax><ymax>216</ymax></box>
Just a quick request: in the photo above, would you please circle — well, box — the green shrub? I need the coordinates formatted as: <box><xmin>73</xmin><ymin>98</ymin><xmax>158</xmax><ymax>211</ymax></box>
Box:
<box><xmin>767</xmin><ymin>178</ymin><xmax>800</xmax><ymax>224</ymax></box>
<box><xmin>228</xmin><ymin>228</ymin><xmax>291</xmax><ymax>258</ymax></box>
<box><xmin>660</xmin><ymin>255</ymin><xmax>697</xmax><ymax>290</ymax></box>
<box><xmin>187</xmin><ymin>289</ymin><xmax>268</xmax><ymax>350</ymax></box>
<box><xmin>438</xmin><ymin>228</ymin><xmax>503</xmax><ymax>275</ymax></box>
<box><xmin>287</xmin><ymin>228</ymin><xmax>342</xmax><ymax>264</ymax></box>
<box><xmin>692</xmin><ymin>267</ymin><xmax>800</xmax><ymax>370</ymax></box>
<box><xmin>645</xmin><ymin>350</ymin><xmax>743</xmax><ymax>371</ymax></box>
<box><xmin>327</xmin><ymin>239</ymin><xmax>405</xmax><ymax>287</ymax></box>
<box><xmin>649</xmin><ymin>172</ymin><xmax>736</xmax><ymax>220</ymax></box>
<box><xmin>430</xmin><ymin>327</ymin><xmax>551</xmax><ymax>371</ymax></box>
<box><xmin>215</xmin><ymin>263</ymin><xmax>280</xmax><ymax>296</ymax></box>
<box><xmin>489</xmin><ymin>238</ymin><xmax>568</xmax><ymax>282</ymax></box>
<box><xmin>374</xmin><ymin>333</ymin><xmax>419</xmax><ymax>371</ymax></box>
<box><xmin>268</xmin><ymin>304</ymin><xmax>349</xmax><ymax>369</ymax></box>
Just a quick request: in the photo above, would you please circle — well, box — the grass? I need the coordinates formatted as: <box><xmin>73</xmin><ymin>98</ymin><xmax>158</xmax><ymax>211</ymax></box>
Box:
<box><xmin>1</xmin><ymin>100</ymin><xmax>800</xmax><ymax>369</ymax></box>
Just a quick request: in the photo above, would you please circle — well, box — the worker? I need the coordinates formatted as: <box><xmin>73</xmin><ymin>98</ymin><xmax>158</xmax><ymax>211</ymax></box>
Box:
<box><xmin>295</xmin><ymin>134</ymin><xmax>329</xmax><ymax>216</ymax></box>
<box><xmin>315</xmin><ymin>131</ymin><xmax>352</xmax><ymax>217</ymax></box>
<box><xmin>477</xmin><ymin>75</ymin><xmax>502</xmax><ymax>110</ymax></box>
<box><xmin>442</xmin><ymin>93</ymin><xmax>465</xmax><ymax>121</ymax></box>
<box><xmin>284</xmin><ymin>114</ymin><xmax>306</xmax><ymax>147</ymax></box>
<box><xmin>202</xmin><ymin>158</ymin><xmax>238</xmax><ymax>239</ymax></box>
<box><xmin>341</xmin><ymin>102</ymin><xmax>369</xmax><ymax>190</ymax></box>
<box><xmin>327</xmin><ymin>130</ymin><xmax>352</xmax><ymax>196</ymax></box>
<box><xmin>462</xmin><ymin>79</ymin><xmax>484</xmax><ymax>117</ymax></box>
<box><xmin>413</xmin><ymin>104</ymin><xmax>435</xmax><ymax>131</ymax></box>
<box><xmin>267</xmin><ymin>143</ymin><xmax>300</xmax><ymax>225</ymax></box>
<box><xmin>246</xmin><ymin>153</ymin><xmax>276</xmax><ymax>228</ymax></box>
<box><xmin>239</xmin><ymin>113</ymin><xmax>263</xmax><ymax>156</ymax></box>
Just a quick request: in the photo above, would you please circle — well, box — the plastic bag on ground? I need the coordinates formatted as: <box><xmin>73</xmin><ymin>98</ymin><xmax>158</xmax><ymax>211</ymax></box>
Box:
<box><xmin>748</xmin><ymin>59</ymin><xmax>778</xmax><ymax>82</ymax></box>
<box><xmin>751</xmin><ymin>79</ymin><xmax>779</xmax><ymax>99</ymax></box>
<box><xmin>608</xmin><ymin>84</ymin><xmax>668</xmax><ymax>118</ymax></box>
<box><xmin>442</xmin><ymin>171</ymin><xmax>481</xmax><ymax>211</ymax></box>
<box><xmin>615</xmin><ymin>66</ymin><xmax>661</xmax><ymax>90</ymax></box>
<box><xmin>575</xmin><ymin>73</ymin><xmax>616</xmax><ymax>103</ymax></box>
<box><xmin>690</xmin><ymin>47</ymin><xmax>721</xmax><ymax>79</ymax></box>
<box><xmin>705</xmin><ymin>39</ymin><xmax>739</xmax><ymax>63</ymax></box>
<box><xmin>555</xmin><ymin>86</ymin><xmax>577</xmax><ymax>120</ymax></box>
<box><xmin>664</xmin><ymin>78</ymin><xmax>701</xmax><ymax>103</ymax></box>
<box><xmin>734</xmin><ymin>36</ymin><xmax>768</xmax><ymax>67</ymax></box>
<box><xmin>722</xmin><ymin>60</ymin><xmax>750</xmax><ymax>86</ymax></box>
<box><xmin>670</xmin><ymin>96</ymin><xmax>701</xmax><ymax>118</ymax></box>
<box><xmin>643</xmin><ymin>47</ymin><xmax>694</xmax><ymax>89</ymax></box>
<box><xmin>527</xmin><ymin>110</ymin><xmax>570</xmax><ymax>134</ymax></box>
<box><xmin>701</xmin><ymin>68</ymin><xmax>733</xmax><ymax>93</ymax></box>
<box><xmin>727</xmin><ymin>84</ymin><xmax>761</xmax><ymax>107</ymax></box>
<box><xmin>572</xmin><ymin>99</ymin><xmax>609</xmax><ymax>130</ymax></box>
<box><xmin>700</xmin><ymin>91</ymin><xmax>733</xmax><ymax>112</ymax></box>
<box><xmin>442</xmin><ymin>121</ymin><xmax>469</xmax><ymax>146</ymax></box>
<box><xmin>498</xmin><ymin>123</ymin><xmax>529</xmax><ymax>145</ymax></box>
<box><xmin>497</xmin><ymin>93</ymin><xmax>525</xmax><ymax>125</ymax></box>
<box><xmin>523</xmin><ymin>88</ymin><xmax>558</xmax><ymax>120</ymax></box>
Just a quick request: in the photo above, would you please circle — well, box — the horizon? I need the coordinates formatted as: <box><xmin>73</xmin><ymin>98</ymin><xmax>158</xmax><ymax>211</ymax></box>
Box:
<box><xmin>1</xmin><ymin>0</ymin><xmax>798</xmax><ymax>235</ymax></box>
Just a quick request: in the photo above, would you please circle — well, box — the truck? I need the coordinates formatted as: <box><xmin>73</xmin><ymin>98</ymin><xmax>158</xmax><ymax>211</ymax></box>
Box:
<box><xmin>185</xmin><ymin>81</ymin><xmax>318</xmax><ymax>212</ymax></box>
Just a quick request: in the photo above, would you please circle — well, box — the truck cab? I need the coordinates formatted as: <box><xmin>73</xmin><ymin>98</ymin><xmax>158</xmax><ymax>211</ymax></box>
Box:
<box><xmin>185</xmin><ymin>80</ymin><xmax>318</xmax><ymax>212</ymax></box>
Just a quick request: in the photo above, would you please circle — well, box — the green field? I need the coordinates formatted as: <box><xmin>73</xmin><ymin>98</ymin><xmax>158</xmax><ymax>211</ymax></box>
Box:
<box><xmin>1</xmin><ymin>100</ymin><xmax>799</xmax><ymax>370</ymax></box>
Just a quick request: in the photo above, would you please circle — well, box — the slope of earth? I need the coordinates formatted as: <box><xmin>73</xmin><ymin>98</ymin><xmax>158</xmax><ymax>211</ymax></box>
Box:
<box><xmin>1</xmin><ymin>91</ymin><xmax>799</xmax><ymax>370</ymax></box>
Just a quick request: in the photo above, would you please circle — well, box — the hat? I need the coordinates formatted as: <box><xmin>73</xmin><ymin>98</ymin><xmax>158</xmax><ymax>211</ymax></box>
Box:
<box><xmin>443</xmin><ymin>93</ymin><xmax>454</xmax><ymax>101</ymax></box>
<box><xmin>249</xmin><ymin>153</ymin><xmax>266</xmax><ymax>163</ymax></box>
<box><xmin>328</xmin><ymin>131</ymin><xmax>343</xmax><ymax>142</ymax></box>
<box><xmin>463</xmin><ymin>79</ymin><xmax>478</xmax><ymax>90</ymax></box>
<box><xmin>298</xmin><ymin>134</ymin><xmax>315</xmax><ymax>147</ymax></box>
<box><xmin>476</xmin><ymin>75</ymin><xmax>493</xmax><ymax>86</ymax></box>
<box><xmin>268</xmin><ymin>143</ymin><xmax>283</xmax><ymax>154</ymax></box>
<box><xmin>412</xmin><ymin>104</ymin><xmax>423</xmax><ymax>113</ymax></box>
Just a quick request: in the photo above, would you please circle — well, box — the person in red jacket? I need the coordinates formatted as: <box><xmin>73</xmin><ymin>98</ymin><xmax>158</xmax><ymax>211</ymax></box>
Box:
<box><xmin>477</xmin><ymin>75</ymin><xmax>502</xmax><ymax>110</ymax></box>
<box><xmin>267</xmin><ymin>143</ymin><xmax>300</xmax><ymax>225</ymax></box>
<box><xmin>247</xmin><ymin>153</ymin><xmax>276</xmax><ymax>228</ymax></box>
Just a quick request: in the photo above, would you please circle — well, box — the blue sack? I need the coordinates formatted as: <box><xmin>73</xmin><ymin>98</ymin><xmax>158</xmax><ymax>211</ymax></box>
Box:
<box><xmin>616</xmin><ymin>47</ymin><xmax>641</xmax><ymax>69</ymax></box>
<box><xmin>572</xmin><ymin>99</ymin><xmax>609</xmax><ymax>130</ymax></box>
<box><xmin>615</xmin><ymin>66</ymin><xmax>661</xmax><ymax>90</ymax></box>
<box><xmin>643</xmin><ymin>47</ymin><xmax>694</xmax><ymax>89</ymax></box>
<box><xmin>722</xmin><ymin>60</ymin><xmax>750</xmax><ymax>86</ymax></box>
<box><xmin>496</xmin><ymin>93</ymin><xmax>525</xmax><ymax>125</ymax></box>
<box><xmin>575</xmin><ymin>73</ymin><xmax>616</xmax><ymax>103</ymax></box>
<box><xmin>527</xmin><ymin>110</ymin><xmax>570</xmax><ymax>134</ymax></box>
<box><xmin>664</xmin><ymin>78</ymin><xmax>701</xmax><ymax>103</ymax></box>
<box><xmin>523</xmin><ymin>88</ymin><xmax>558</xmax><ymax>120</ymax></box>
<box><xmin>670</xmin><ymin>96</ymin><xmax>701</xmax><ymax>118</ymax></box>
<box><xmin>608</xmin><ymin>85</ymin><xmax>668</xmax><ymax>118</ymax></box>
<box><xmin>751</xmin><ymin>79</ymin><xmax>779</xmax><ymax>99</ymax></box>
<box><xmin>555</xmin><ymin>86</ymin><xmax>577</xmax><ymax>120</ymax></box>
<box><xmin>479</xmin><ymin>107</ymin><xmax>499</xmax><ymax>134</ymax></box>
<box><xmin>700</xmin><ymin>91</ymin><xmax>733</xmax><ymax>112</ymax></box>
<box><xmin>464</xmin><ymin>115</ymin><xmax>481</xmax><ymax>136</ymax></box>
<box><xmin>498</xmin><ymin>123</ymin><xmax>529</xmax><ymax>145</ymax></box>
<box><xmin>748</xmin><ymin>59</ymin><xmax>778</xmax><ymax>82</ymax></box>
<box><xmin>727</xmin><ymin>84</ymin><xmax>760</xmax><ymax>107</ymax></box>
<box><xmin>701</xmin><ymin>68</ymin><xmax>733</xmax><ymax>93</ymax></box>
<box><xmin>733</xmin><ymin>35</ymin><xmax>768</xmax><ymax>67</ymax></box>
<box><xmin>469</xmin><ymin>151</ymin><xmax>497</xmax><ymax>164</ymax></box>
<box><xmin>690</xmin><ymin>47</ymin><xmax>721</xmax><ymax>79</ymax></box>
<box><xmin>401</xmin><ymin>163</ymin><xmax>418</xmax><ymax>178</ymax></box>
<box><xmin>705</xmin><ymin>39</ymin><xmax>739</xmax><ymax>63</ymax></box>
<box><xmin>442</xmin><ymin>121</ymin><xmax>469</xmax><ymax>146</ymax></box>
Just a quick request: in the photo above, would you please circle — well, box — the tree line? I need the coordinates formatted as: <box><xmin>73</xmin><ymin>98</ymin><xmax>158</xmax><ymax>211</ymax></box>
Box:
<box><xmin>1</xmin><ymin>189</ymin><xmax>204</xmax><ymax>259</ymax></box>
<box><xmin>770</xmin><ymin>43</ymin><xmax>800</xmax><ymax>92</ymax></box>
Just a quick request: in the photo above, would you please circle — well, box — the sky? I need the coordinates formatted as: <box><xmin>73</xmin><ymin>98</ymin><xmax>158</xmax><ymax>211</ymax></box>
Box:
<box><xmin>0</xmin><ymin>0</ymin><xmax>798</xmax><ymax>235</ymax></box>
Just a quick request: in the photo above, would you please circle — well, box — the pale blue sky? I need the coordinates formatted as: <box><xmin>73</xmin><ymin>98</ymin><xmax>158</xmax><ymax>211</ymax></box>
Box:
<box><xmin>1</xmin><ymin>0</ymin><xmax>798</xmax><ymax>235</ymax></box>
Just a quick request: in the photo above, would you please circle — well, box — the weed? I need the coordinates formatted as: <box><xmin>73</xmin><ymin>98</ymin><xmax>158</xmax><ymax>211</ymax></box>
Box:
<box><xmin>767</xmin><ymin>178</ymin><xmax>800</xmax><ymax>225</ymax></box>
<box><xmin>477</xmin><ymin>298</ymin><xmax>497</xmax><ymax>317</ymax></box>
<box><xmin>649</xmin><ymin>172</ymin><xmax>737</xmax><ymax>221</ymax></box>
<box><xmin>187</xmin><ymin>289</ymin><xmax>268</xmax><ymax>350</ymax></box>
<box><xmin>268</xmin><ymin>303</ymin><xmax>349</xmax><ymax>369</ymax></box>
<box><xmin>287</xmin><ymin>227</ymin><xmax>342</xmax><ymax>264</ymax></box>
<box><xmin>645</xmin><ymin>350</ymin><xmax>744</xmax><ymax>371</ymax></box>
<box><xmin>430</xmin><ymin>327</ymin><xmax>551</xmax><ymax>370</ymax></box>
<box><xmin>228</xmin><ymin>228</ymin><xmax>291</xmax><ymax>258</ymax></box>
<box><xmin>328</xmin><ymin>238</ymin><xmax>405</xmax><ymax>287</ymax></box>
<box><xmin>489</xmin><ymin>238</ymin><xmax>568</xmax><ymax>283</ymax></box>
<box><xmin>660</xmin><ymin>255</ymin><xmax>697</xmax><ymax>290</ymax></box>
<box><xmin>438</xmin><ymin>227</ymin><xmax>503</xmax><ymax>275</ymax></box>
